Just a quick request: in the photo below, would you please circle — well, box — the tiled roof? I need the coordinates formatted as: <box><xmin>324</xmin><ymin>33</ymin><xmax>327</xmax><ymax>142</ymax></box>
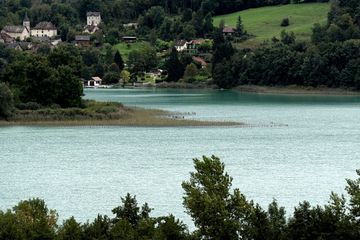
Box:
<box><xmin>223</xmin><ymin>27</ymin><xmax>236</xmax><ymax>33</ymax></box>
<box><xmin>2</xmin><ymin>25</ymin><xmax>26</xmax><ymax>33</ymax></box>
<box><xmin>33</xmin><ymin>22</ymin><xmax>56</xmax><ymax>30</ymax></box>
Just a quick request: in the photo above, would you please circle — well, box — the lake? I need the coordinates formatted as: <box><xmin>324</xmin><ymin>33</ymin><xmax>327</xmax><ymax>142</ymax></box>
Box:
<box><xmin>1</xmin><ymin>88</ymin><xmax>360</xmax><ymax>226</ymax></box>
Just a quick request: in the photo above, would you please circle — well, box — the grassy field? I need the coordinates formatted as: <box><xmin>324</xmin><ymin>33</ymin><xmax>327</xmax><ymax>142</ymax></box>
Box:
<box><xmin>213</xmin><ymin>3</ymin><xmax>330</xmax><ymax>46</ymax></box>
<box><xmin>113</xmin><ymin>41</ymin><xmax>150</xmax><ymax>61</ymax></box>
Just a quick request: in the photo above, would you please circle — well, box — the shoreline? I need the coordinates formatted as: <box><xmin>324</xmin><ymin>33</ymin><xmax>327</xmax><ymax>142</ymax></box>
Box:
<box><xmin>113</xmin><ymin>83</ymin><xmax>360</xmax><ymax>96</ymax></box>
<box><xmin>0</xmin><ymin>106</ymin><xmax>242</xmax><ymax>127</ymax></box>
<box><xmin>235</xmin><ymin>85</ymin><xmax>360</xmax><ymax>96</ymax></box>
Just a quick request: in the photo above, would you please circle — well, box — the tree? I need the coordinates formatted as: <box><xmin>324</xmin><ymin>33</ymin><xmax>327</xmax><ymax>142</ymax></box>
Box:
<box><xmin>114</xmin><ymin>51</ymin><xmax>124</xmax><ymax>72</ymax></box>
<box><xmin>281</xmin><ymin>17</ymin><xmax>290</xmax><ymax>27</ymax></box>
<box><xmin>182</xmin><ymin>155</ymin><xmax>253</xmax><ymax>239</ymax></box>
<box><xmin>346</xmin><ymin>169</ymin><xmax>360</xmax><ymax>221</ymax></box>
<box><xmin>57</xmin><ymin>217</ymin><xmax>83</xmax><ymax>240</ymax></box>
<box><xmin>120</xmin><ymin>70</ymin><xmax>130</xmax><ymax>86</ymax></box>
<box><xmin>182</xmin><ymin>63</ymin><xmax>198</xmax><ymax>82</ymax></box>
<box><xmin>236</xmin><ymin>15</ymin><xmax>244</xmax><ymax>35</ymax></box>
<box><xmin>112</xmin><ymin>193</ymin><xmax>151</xmax><ymax>227</ymax></box>
<box><xmin>0</xmin><ymin>83</ymin><xmax>14</xmax><ymax>119</ymax></box>
<box><xmin>13</xmin><ymin>198</ymin><xmax>58</xmax><ymax>240</ymax></box>
<box><xmin>165</xmin><ymin>48</ymin><xmax>184</xmax><ymax>82</ymax></box>
<box><xmin>55</xmin><ymin>66</ymin><xmax>83</xmax><ymax>108</ymax></box>
<box><xmin>280</xmin><ymin>30</ymin><xmax>296</xmax><ymax>45</ymax></box>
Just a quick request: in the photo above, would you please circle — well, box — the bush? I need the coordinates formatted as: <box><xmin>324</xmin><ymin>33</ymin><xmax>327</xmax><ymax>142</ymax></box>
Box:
<box><xmin>16</xmin><ymin>102</ymin><xmax>42</xmax><ymax>110</ymax></box>
<box><xmin>281</xmin><ymin>18</ymin><xmax>290</xmax><ymax>27</ymax></box>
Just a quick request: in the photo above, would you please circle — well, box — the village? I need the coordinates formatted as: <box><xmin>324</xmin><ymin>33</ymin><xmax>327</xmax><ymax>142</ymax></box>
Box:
<box><xmin>0</xmin><ymin>12</ymin><xmax>238</xmax><ymax>88</ymax></box>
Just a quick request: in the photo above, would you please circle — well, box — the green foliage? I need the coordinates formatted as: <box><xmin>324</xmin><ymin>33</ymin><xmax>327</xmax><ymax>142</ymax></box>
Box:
<box><xmin>114</xmin><ymin>51</ymin><xmax>124</xmax><ymax>72</ymax></box>
<box><xmin>182</xmin><ymin>155</ymin><xmax>250</xmax><ymax>239</ymax></box>
<box><xmin>281</xmin><ymin>17</ymin><xmax>290</xmax><ymax>27</ymax></box>
<box><xmin>165</xmin><ymin>48</ymin><xmax>185</xmax><ymax>82</ymax></box>
<box><xmin>0</xmin><ymin>83</ymin><xmax>14</xmax><ymax>118</ymax></box>
<box><xmin>182</xmin><ymin>63</ymin><xmax>198</xmax><ymax>83</ymax></box>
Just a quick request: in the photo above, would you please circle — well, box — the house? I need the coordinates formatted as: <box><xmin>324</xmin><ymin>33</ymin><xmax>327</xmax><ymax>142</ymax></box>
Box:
<box><xmin>85</xmin><ymin>76</ymin><xmax>102</xmax><ymax>87</ymax></box>
<box><xmin>1</xmin><ymin>25</ymin><xmax>29</xmax><ymax>41</ymax></box>
<box><xmin>75</xmin><ymin>35</ymin><xmax>91</xmax><ymax>46</ymax></box>
<box><xmin>186</xmin><ymin>39</ymin><xmax>205</xmax><ymax>54</ymax></box>
<box><xmin>175</xmin><ymin>39</ymin><xmax>206</xmax><ymax>54</ymax></box>
<box><xmin>122</xmin><ymin>36</ymin><xmax>137</xmax><ymax>43</ymax></box>
<box><xmin>175</xmin><ymin>40</ymin><xmax>188</xmax><ymax>52</ymax></box>
<box><xmin>7</xmin><ymin>42</ymin><xmax>23</xmax><ymax>51</ymax></box>
<box><xmin>123</xmin><ymin>23</ymin><xmax>139</xmax><ymax>29</ymax></box>
<box><xmin>0</xmin><ymin>32</ymin><xmax>15</xmax><ymax>43</ymax></box>
<box><xmin>1</xmin><ymin>13</ymin><xmax>31</xmax><ymax>41</ymax></box>
<box><xmin>223</xmin><ymin>27</ymin><xmax>236</xmax><ymax>36</ymax></box>
<box><xmin>31</xmin><ymin>22</ymin><xmax>57</xmax><ymax>38</ymax></box>
<box><xmin>83</xmin><ymin>24</ymin><xmax>100</xmax><ymax>34</ymax></box>
<box><xmin>87</xmin><ymin>12</ymin><xmax>101</xmax><ymax>26</ymax></box>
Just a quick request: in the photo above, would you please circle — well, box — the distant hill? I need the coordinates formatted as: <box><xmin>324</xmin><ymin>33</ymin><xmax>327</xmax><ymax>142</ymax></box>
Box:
<box><xmin>213</xmin><ymin>3</ymin><xmax>331</xmax><ymax>45</ymax></box>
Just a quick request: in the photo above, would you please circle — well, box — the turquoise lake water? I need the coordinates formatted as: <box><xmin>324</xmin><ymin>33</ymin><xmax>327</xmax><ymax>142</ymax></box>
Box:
<box><xmin>1</xmin><ymin>88</ymin><xmax>360</xmax><ymax>225</ymax></box>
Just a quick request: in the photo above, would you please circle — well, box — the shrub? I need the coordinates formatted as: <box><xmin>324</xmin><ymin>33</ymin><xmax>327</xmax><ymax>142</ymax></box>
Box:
<box><xmin>16</xmin><ymin>102</ymin><xmax>42</xmax><ymax>110</ymax></box>
<box><xmin>281</xmin><ymin>18</ymin><xmax>290</xmax><ymax>27</ymax></box>
<box><xmin>0</xmin><ymin>83</ymin><xmax>14</xmax><ymax>118</ymax></box>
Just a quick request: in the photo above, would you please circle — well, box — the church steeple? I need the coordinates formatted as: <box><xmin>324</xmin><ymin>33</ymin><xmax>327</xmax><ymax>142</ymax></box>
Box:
<box><xmin>23</xmin><ymin>12</ymin><xmax>30</xmax><ymax>32</ymax></box>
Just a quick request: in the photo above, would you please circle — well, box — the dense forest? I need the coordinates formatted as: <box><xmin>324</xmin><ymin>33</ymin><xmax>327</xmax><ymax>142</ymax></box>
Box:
<box><xmin>1</xmin><ymin>156</ymin><xmax>360</xmax><ymax>239</ymax></box>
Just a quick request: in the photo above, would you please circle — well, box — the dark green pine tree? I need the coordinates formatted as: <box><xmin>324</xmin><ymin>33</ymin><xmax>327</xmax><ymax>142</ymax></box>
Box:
<box><xmin>236</xmin><ymin>16</ymin><xmax>244</xmax><ymax>36</ymax></box>
<box><xmin>165</xmin><ymin>47</ymin><xmax>184</xmax><ymax>82</ymax></box>
<box><xmin>114</xmin><ymin>51</ymin><xmax>124</xmax><ymax>72</ymax></box>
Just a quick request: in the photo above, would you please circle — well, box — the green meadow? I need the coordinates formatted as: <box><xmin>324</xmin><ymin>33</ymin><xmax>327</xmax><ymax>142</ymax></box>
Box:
<box><xmin>113</xmin><ymin>41</ymin><xmax>150</xmax><ymax>61</ymax></box>
<box><xmin>213</xmin><ymin>3</ymin><xmax>331</xmax><ymax>45</ymax></box>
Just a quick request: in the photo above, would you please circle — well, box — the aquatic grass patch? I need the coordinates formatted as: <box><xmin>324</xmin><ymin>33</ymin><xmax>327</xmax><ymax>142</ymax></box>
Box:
<box><xmin>0</xmin><ymin>100</ymin><xmax>242</xmax><ymax>127</ymax></box>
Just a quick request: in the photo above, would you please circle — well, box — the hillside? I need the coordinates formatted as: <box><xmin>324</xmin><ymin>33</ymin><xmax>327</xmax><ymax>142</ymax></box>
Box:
<box><xmin>213</xmin><ymin>3</ymin><xmax>331</xmax><ymax>45</ymax></box>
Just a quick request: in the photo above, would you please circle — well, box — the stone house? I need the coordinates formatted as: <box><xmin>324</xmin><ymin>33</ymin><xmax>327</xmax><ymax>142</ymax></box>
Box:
<box><xmin>31</xmin><ymin>22</ymin><xmax>57</xmax><ymax>38</ymax></box>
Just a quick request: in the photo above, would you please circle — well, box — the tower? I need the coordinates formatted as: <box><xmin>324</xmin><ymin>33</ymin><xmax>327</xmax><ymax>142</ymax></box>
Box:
<box><xmin>23</xmin><ymin>12</ymin><xmax>30</xmax><ymax>33</ymax></box>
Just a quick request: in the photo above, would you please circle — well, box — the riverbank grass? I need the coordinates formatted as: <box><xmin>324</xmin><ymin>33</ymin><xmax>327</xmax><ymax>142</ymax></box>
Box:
<box><xmin>0</xmin><ymin>100</ymin><xmax>240</xmax><ymax>127</ymax></box>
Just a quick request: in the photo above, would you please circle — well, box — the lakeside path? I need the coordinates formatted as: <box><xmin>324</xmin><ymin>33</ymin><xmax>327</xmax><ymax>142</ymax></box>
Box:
<box><xmin>0</xmin><ymin>105</ymin><xmax>242</xmax><ymax>127</ymax></box>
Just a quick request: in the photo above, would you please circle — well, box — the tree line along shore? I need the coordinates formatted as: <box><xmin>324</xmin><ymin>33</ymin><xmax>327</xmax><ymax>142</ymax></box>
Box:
<box><xmin>1</xmin><ymin>156</ymin><xmax>360</xmax><ymax>239</ymax></box>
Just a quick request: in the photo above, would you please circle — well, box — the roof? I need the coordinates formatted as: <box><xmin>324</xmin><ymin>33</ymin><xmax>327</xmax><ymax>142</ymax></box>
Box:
<box><xmin>0</xmin><ymin>32</ymin><xmax>14</xmax><ymax>42</ymax></box>
<box><xmin>192</xmin><ymin>56</ymin><xmax>207</xmax><ymax>67</ymax></box>
<box><xmin>75</xmin><ymin>35</ymin><xmax>91</xmax><ymax>41</ymax></box>
<box><xmin>122</xmin><ymin>36</ymin><xmax>137</xmax><ymax>39</ymax></box>
<box><xmin>123</xmin><ymin>23</ymin><xmax>138</xmax><ymax>28</ymax></box>
<box><xmin>223</xmin><ymin>27</ymin><xmax>236</xmax><ymax>33</ymax></box>
<box><xmin>84</xmin><ymin>25</ymin><xmax>99</xmax><ymax>32</ymax></box>
<box><xmin>92</xmin><ymin>76</ymin><xmax>102</xmax><ymax>81</ymax></box>
<box><xmin>2</xmin><ymin>25</ymin><xmax>26</xmax><ymax>33</ymax></box>
<box><xmin>87</xmin><ymin>12</ymin><xmax>101</xmax><ymax>17</ymax></box>
<box><xmin>24</xmin><ymin>12</ymin><xmax>29</xmax><ymax>22</ymax></box>
<box><xmin>175</xmin><ymin>40</ymin><xmax>187</xmax><ymax>47</ymax></box>
<box><xmin>189</xmin><ymin>39</ymin><xmax>205</xmax><ymax>45</ymax></box>
<box><xmin>33</xmin><ymin>22</ymin><xmax>57</xmax><ymax>30</ymax></box>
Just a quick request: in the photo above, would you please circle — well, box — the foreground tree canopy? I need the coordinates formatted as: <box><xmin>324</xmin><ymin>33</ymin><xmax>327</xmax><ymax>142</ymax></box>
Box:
<box><xmin>1</xmin><ymin>155</ymin><xmax>360</xmax><ymax>239</ymax></box>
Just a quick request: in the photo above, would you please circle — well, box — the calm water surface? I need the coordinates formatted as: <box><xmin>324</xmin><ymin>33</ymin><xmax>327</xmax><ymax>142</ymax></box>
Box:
<box><xmin>1</xmin><ymin>88</ymin><xmax>360</xmax><ymax>225</ymax></box>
